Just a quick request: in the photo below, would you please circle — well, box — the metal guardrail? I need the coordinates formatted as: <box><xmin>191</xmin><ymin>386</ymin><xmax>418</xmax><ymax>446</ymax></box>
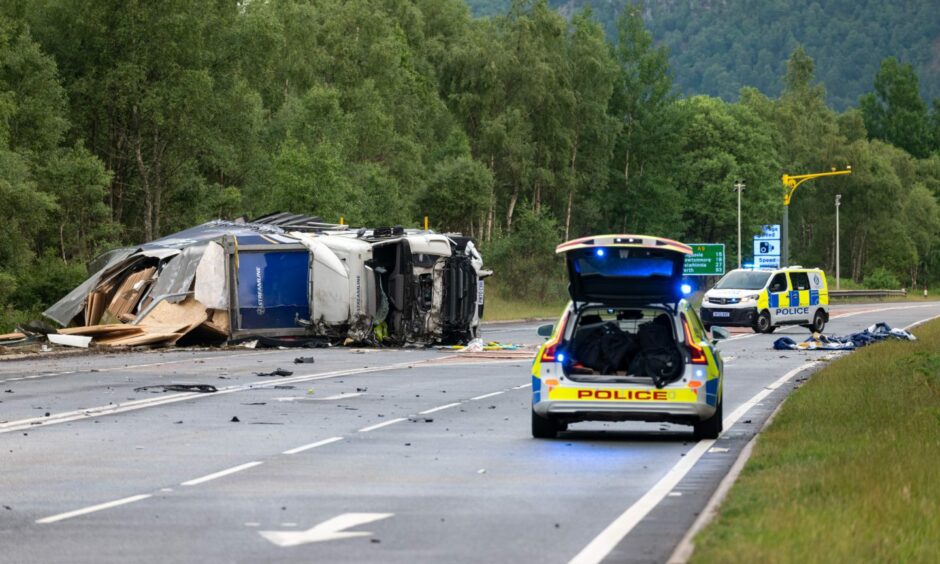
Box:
<box><xmin>829</xmin><ymin>289</ymin><xmax>907</xmax><ymax>298</ymax></box>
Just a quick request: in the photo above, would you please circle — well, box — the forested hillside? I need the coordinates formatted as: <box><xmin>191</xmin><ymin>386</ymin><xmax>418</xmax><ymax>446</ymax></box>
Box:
<box><xmin>468</xmin><ymin>0</ymin><xmax>940</xmax><ymax>111</ymax></box>
<box><xmin>1</xmin><ymin>0</ymin><xmax>940</xmax><ymax>331</ymax></box>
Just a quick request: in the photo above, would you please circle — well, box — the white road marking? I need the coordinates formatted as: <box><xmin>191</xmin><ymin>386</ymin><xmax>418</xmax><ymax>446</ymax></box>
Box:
<box><xmin>568</xmin><ymin>361</ymin><xmax>819</xmax><ymax>564</ymax></box>
<box><xmin>259</xmin><ymin>513</ymin><xmax>394</xmax><ymax>547</ymax></box>
<box><xmin>283</xmin><ymin>437</ymin><xmax>344</xmax><ymax>455</ymax></box>
<box><xmin>315</xmin><ymin>392</ymin><xmax>364</xmax><ymax>401</ymax></box>
<box><xmin>181</xmin><ymin>461</ymin><xmax>263</xmax><ymax>487</ymax></box>
<box><xmin>512</xmin><ymin>383</ymin><xmax>532</xmax><ymax>389</ymax></box>
<box><xmin>471</xmin><ymin>391</ymin><xmax>505</xmax><ymax>401</ymax></box>
<box><xmin>419</xmin><ymin>402</ymin><xmax>461</xmax><ymax>415</ymax></box>
<box><xmin>0</xmin><ymin>359</ymin><xmax>449</xmax><ymax>435</ymax></box>
<box><xmin>275</xmin><ymin>393</ymin><xmax>364</xmax><ymax>402</ymax></box>
<box><xmin>357</xmin><ymin>418</ymin><xmax>407</xmax><ymax>433</ymax></box>
<box><xmin>36</xmin><ymin>494</ymin><xmax>152</xmax><ymax>524</ymax></box>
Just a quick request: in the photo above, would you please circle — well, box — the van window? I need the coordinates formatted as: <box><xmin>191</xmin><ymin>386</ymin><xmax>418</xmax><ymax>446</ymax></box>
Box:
<box><xmin>714</xmin><ymin>270</ymin><xmax>771</xmax><ymax>290</ymax></box>
<box><xmin>769</xmin><ymin>273</ymin><xmax>788</xmax><ymax>293</ymax></box>
<box><xmin>789</xmin><ymin>272</ymin><xmax>810</xmax><ymax>291</ymax></box>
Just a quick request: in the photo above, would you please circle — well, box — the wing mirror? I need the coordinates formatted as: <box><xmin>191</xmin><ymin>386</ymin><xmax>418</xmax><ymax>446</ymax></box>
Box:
<box><xmin>537</xmin><ymin>324</ymin><xmax>554</xmax><ymax>337</ymax></box>
<box><xmin>711</xmin><ymin>326</ymin><xmax>730</xmax><ymax>342</ymax></box>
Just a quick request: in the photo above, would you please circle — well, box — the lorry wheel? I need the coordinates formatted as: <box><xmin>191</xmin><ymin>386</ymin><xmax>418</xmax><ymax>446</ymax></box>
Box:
<box><xmin>693</xmin><ymin>399</ymin><xmax>723</xmax><ymax>440</ymax></box>
<box><xmin>531</xmin><ymin>407</ymin><xmax>563</xmax><ymax>439</ymax></box>
<box><xmin>753</xmin><ymin>311</ymin><xmax>774</xmax><ymax>333</ymax></box>
<box><xmin>810</xmin><ymin>310</ymin><xmax>826</xmax><ymax>333</ymax></box>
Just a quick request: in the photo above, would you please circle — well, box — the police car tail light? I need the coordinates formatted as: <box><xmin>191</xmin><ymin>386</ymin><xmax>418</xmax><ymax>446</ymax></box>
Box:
<box><xmin>540</xmin><ymin>314</ymin><xmax>569</xmax><ymax>363</ymax></box>
<box><xmin>682</xmin><ymin>316</ymin><xmax>708</xmax><ymax>365</ymax></box>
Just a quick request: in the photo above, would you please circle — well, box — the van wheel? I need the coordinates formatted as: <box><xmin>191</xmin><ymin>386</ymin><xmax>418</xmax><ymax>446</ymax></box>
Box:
<box><xmin>531</xmin><ymin>407</ymin><xmax>564</xmax><ymax>439</ymax></box>
<box><xmin>810</xmin><ymin>310</ymin><xmax>826</xmax><ymax>333</ymax></box>
<box><xmin>753</xmin><ymin>311</ymin><xmax>775</xmax><ymax>333</ymax></box>
<box><xmin>693</xmin><ymin>399</ymin><xmax>723</xmax><ymax>440</ymax></box>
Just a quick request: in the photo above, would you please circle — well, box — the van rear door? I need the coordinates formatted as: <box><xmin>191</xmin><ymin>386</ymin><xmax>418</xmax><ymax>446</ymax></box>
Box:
<box><xmin>556</xmin><ymin>235</ymin><xmax>692</xmax><ymax>306</ymax></box>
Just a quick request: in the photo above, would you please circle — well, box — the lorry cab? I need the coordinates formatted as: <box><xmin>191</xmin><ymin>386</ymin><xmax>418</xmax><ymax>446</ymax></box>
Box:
<box><xmin>701</xmin><ymin>267</ymin><xmax>829</xmax><ymax>333</ymax></box>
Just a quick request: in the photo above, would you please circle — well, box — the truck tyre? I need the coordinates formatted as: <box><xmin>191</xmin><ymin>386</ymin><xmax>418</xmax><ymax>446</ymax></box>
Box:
<box><xmin>809</xmin><ymin>309</ymin><xmax>826</xmax><ymax>333</ymax></box>
<box><xmin>693</xmin><ymin>398</ymin><xmax>723</xmax><ymax>440</ymax></box>
<box><xmin>531</xmin><ymin>407</ymin><xmax>563</xmax><ymax>439</ymax></box>
<box><xmin>753</xmin><ymin>311</ymin><xmax>775</xmax><ymax>334</ymax></box>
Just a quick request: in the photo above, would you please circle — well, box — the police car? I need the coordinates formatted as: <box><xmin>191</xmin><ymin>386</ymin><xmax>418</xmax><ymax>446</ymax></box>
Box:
<box><xmin>700</xmin><ymin>267</ymin><xmax>829</xmax><ymax>333</ymax></box>
<box><xmin>531</xmin><ymin>235</ymin><xmax>727</xmax><ymax>440</ymax></box>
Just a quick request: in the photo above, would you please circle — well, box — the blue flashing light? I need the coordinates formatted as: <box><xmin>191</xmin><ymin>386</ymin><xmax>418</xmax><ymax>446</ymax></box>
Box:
<box><xmin>557</xmin><ymin>353</ymin><xmax>566</xmax><ymax>363</ymax></box>
<box><xmin>680</xmin><ymin>283</ymin><xmax>692</xmax><ymax>296</ymax></box>
<box><xmin>595</xmin><ymin>248</ymin><xmax>605</xmax><ymax>257</ymax></box>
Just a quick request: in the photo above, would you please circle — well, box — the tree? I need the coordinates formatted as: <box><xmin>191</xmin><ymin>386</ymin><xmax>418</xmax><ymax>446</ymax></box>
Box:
<box><xmin>860</xmin><ymin>57</ymin><xmax>931</xmax><ymax>158</ymax></box>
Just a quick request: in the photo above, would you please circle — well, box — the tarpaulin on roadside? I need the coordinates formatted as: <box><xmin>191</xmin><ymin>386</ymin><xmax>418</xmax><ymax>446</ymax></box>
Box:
<box><xmin>773</xmin><ymin>322</ymin><xmax>917</xmax><ymax>351</ymax></box>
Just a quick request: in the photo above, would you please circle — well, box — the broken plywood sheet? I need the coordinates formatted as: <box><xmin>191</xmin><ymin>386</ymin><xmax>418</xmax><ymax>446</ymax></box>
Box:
<box><xmin>0</xmin><ymin>332</ymin><xmax>27</xmax><ymax>340</ymax></box>
<box><xmin>106</xmin><ymin>266</ymin><xmax>156</xmax><ymax>318</ymax></box>
<box><xmin>139</xmin><ymin>296</ymin><xmax>208</xmax><ymax>334</ymax></box>
<box><xmin>59</xmin><ymin>324</ymin><xmax>145</xmax><ymax>337</ymax></box>
<box><xmin>200</xmin><ymin>309</ymin><xmax>230</xmax><ymax>338</ymax></box>
<box><xmin>97</xmin><ymin>331</ymin><xmax>185</xmax><ymax>347</ymax></box>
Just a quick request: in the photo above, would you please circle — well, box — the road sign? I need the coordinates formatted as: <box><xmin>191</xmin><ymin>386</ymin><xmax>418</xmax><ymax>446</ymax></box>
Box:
<box><xmin>683</xmin><ymin>244</ymin><xmax>725</xmax><ymax>276</ymax></box>
<box><xmin>753</xmin><ymin>224</ymin><xmax>781</xmax><ymax>269</ymax></box>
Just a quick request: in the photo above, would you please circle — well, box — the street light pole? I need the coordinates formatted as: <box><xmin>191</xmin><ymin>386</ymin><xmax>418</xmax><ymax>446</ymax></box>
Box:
<box><xmin>781</xmin><ymin>167</ymin><xmax>852</xmax><ymax>267</ymax></box>
<box><xmin>835</xmin><ymin>194</ymin><xmax>841</xmax><ymax>289</ymax></box>
<box><xmin>733</xmin><ymin>180</ymin><xmax>745</xmax><ymax>269</ymax></box>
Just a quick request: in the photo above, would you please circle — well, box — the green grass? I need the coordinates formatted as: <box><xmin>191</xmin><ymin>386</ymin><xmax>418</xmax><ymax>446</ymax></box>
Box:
<box><xmin>692</xmin><ymin>318</ymin><xmax>940</xmax><ymax>563</ymax></box>
<box><xmin>482</xmin><ymin>286</ymin><xmax>567</xmax><ymax>322</ymax></box>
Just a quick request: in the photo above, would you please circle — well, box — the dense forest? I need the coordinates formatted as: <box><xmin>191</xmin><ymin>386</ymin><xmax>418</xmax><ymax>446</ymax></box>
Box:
<box><xmin>468</xmin><ymin>0</ymin><xmax>940</xmax><ymax>111</ymax></box>
<box><xmin>2</xmin><ymin>0</ymin><xmax>940</xmax><ymax>330</ymax></box>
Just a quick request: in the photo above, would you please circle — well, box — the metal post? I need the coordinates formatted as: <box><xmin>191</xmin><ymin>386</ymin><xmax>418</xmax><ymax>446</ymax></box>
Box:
<box><xmin>782</xmin><ymin>204</ymin><xmax>788</xmax><ymax>268</ymax></box>
<box><xmin>835</xmin><ymin>194</ymin><xmax>841</xmax><ymax>289</ymax></box>
<box><xmin>734</xmin><ymin>180</ymin><xmax>744</xmax><ymax>269</ymax></box>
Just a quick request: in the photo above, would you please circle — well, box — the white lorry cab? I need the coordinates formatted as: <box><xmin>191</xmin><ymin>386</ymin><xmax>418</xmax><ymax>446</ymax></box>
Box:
<box><xmin>700</xmin><ymin>267</ymin><xmax>830</xmax><ymax>333</ymax></box>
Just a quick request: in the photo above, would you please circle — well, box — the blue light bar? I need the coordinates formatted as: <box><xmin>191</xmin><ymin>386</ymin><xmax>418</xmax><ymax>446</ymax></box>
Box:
<box><xmin>595</xmin><ymin>248</ymin><xmax>605</xmax><ymax>257</ymax></box>
<box><xmin>680</xmin><ymin>283</ymin><xmax>692</xmax><ymax>295</ymax></box>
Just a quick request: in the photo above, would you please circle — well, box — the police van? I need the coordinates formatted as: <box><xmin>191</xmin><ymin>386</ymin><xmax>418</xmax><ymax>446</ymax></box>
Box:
<box><xmin>700</xmin><ymin>267</ymin><xmax>829</xmax><ymax>333</ymax></box>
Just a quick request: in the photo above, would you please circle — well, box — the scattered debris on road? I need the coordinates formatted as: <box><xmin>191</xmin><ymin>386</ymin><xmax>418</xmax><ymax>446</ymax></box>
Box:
<box><xmin>134</xmin><ymin>384</ymin><xmax>218</xmax><ymax>393</ymax></box>
<box><xmin>254</xmin><ymin>368</ymin><xmax>294</xmax><ymax>377</ymax></box>
<box><xmin>293</xmin><ymin>356</ymin><xmax>315</xmax><ymax>364</ymax></box>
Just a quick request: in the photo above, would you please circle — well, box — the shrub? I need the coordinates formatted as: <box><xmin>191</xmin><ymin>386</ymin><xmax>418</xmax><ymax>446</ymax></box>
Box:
<box><xmin>863</xmin><ymin>267</ymin><xmax>901</xmax><ymax>289</ymax></box>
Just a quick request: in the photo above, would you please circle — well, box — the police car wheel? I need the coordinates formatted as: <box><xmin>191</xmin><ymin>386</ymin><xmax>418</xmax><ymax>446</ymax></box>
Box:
<box><xmin>693</xmin><ymin>399</ymin><xmax>723</xmax><ymax>440</ymax></box>
<box><xmin>531</xmin><ymin>407</ymin><xmax>562</xmax><ymax>439</ymax></box>
<box><xmin>810</xmin><ymin>310</ymin><xmax>826</xmax><ymax>333</ymax></box>
<box><xmin>753</xmin><ymin>311</ymin><xmax>774</xmax><ymax>333</ymax></box>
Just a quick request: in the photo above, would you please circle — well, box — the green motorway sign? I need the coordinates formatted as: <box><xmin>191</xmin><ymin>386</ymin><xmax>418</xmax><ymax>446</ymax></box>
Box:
<box><xmin>683</xmin><ymin>244</ymin><xmax>725</xmax><ymax>276</ymax></box>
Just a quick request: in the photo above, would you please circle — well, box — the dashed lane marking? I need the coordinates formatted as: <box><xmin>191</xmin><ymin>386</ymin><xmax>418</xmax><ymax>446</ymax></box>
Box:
<box><xmin>180</xmin><ymin>461</ymin><xmax>264</xmax><ymax>487</ymax></box>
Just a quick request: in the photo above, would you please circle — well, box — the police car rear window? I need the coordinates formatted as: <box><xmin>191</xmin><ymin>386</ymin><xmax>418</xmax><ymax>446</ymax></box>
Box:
<box><xmin>714</xmin><ymin>271</ymin><xmax>771</xmax><ymax>290</ymax></box>
<box><xmin>573</xmin><ymin>252</ymin><xmax>674</xmax><ymax>278</ymax></box>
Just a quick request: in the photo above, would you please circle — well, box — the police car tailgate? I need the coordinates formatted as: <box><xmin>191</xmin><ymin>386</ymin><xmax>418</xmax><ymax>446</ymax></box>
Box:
<box><xmin>542</xmin><ymin>384</ymin><xmax>707</xmax><ymax>418</ymax></box>
<box><xmin>556</xmin><ymin>235</ymin><xmax>692</xmax><ymax>306</ymax></box>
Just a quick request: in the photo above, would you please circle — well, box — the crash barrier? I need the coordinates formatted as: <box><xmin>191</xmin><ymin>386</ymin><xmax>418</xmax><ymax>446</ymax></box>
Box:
<box><xmin>773</xmin><ymin>322</ymin><xmax>917</xmax><ymax>351</ymax></box>
<box><xmin>34</xmin><ymin>214</ymin><xmax>491</xmax><ymax>349</ymax></box>
<box><xmin>829</xmin><ymin>289</ymin><xmax>906</xmax><ymax>298</ymax></box>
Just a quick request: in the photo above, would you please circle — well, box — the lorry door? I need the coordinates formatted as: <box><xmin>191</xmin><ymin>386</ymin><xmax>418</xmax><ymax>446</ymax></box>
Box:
<box><xmin>767</xmin><ymin>272</ymin><xmax>789</xmax><ymax>323</ymax></box>
<box><xmin>789</xmin><ymin>271</ymin><xmax>812</xmax><ymax>321</ymax></box>
<box><xmin>236</xmin><ymin>250</ymin><xmax>311</xmax><ymax>330</ymax></box>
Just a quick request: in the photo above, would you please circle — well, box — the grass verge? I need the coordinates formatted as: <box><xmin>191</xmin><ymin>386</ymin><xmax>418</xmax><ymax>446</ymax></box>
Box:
<box><xmin>482</xmin><ymin>285</ymin><xmax>567</xmax><ymax>322</ymax></box>
<box><xmin>692</xmin><ymin>317</ymin><xmax>940</xmax><ymax>563</ymax></box>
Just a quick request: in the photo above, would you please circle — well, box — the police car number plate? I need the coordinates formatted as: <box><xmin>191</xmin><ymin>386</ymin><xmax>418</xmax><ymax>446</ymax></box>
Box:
<box><xmin>713</xmin><ymin>311</ymin><xmax>730</xmax><ymax>317</ymax></box>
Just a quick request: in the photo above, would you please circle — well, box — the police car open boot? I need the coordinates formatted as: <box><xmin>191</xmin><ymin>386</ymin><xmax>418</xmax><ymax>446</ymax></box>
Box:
<box><xmin>567</xmin><ymin>307</ymin><xmax>684</xmax><ymax>389</ymax></box>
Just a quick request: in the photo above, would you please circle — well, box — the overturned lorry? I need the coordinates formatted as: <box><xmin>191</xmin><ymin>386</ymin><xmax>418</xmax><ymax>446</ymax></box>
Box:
<box><xmin>43</xmin><ymin>215</ymin><xmax>490</xmax><ymax>347</ymax></box>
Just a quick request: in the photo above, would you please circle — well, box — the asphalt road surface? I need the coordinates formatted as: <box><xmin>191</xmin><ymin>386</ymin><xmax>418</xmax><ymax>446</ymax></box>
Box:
<box><xmin>2</xmin><ymin>302</ymin><xmax>938</xmax><ymax>564</ymax></box>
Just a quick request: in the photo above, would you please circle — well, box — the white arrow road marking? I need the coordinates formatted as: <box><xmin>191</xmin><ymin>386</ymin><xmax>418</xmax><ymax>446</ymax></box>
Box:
<box><xmin>259</xmin><ymin>513</ymin><xmax>394</xmax><ymax>547</ymax></box>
